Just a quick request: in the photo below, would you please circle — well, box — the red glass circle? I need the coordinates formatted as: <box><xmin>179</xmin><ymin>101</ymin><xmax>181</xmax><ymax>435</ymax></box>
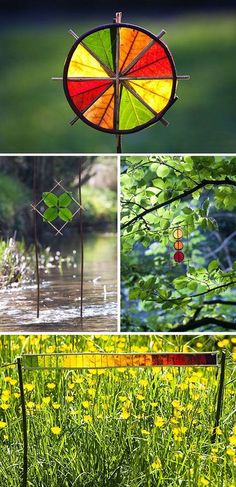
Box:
<box><xmin>174</xmin><ymin>251</ymin><xmax>184</xmax><ymax>262</ymax></box>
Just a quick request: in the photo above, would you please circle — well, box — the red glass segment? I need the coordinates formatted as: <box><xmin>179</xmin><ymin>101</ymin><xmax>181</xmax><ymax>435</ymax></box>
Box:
<box><xmin>125</xmin><ymin>42</ymin><xmax>173</xmax><ymax>77</ymax></box>
<box><xmin>151</xmin><ymin>353</ymin><xmax>217</xmax><ymax>366</ymax></box>
<box><xmin>67</xmin><ymin>79</ymin><xmax>112</xmax><ymax>112</ymax></box>
<box><xmin>174</xmin><ymin>251</ymin><xmax>184</xmax><ymax>262</ymax></box>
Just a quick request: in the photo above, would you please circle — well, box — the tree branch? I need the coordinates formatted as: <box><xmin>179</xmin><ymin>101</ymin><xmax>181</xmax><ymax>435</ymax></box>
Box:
<box><xmin>204</xmin><ymin>299</ymin><xmax>236</xmax><ymax>306</ymax></box>
<box><xmin>156</xmin><ymin>281</ymin><xmax>236</xmax><ymax>303</ymax></box>
<box><xmin>121</xmin><ymin>177</ymin><xmax>236</xmax><ymax>230</ymax></box>
<box><xmin>205</xmin><ymin>230</ymin><xmax>236</xmax><ymax>258</ymax></box>
<box><xmin>172</xmin><ymin>317</ymin><xmax>236</xmax><ymax>332</ymax></box>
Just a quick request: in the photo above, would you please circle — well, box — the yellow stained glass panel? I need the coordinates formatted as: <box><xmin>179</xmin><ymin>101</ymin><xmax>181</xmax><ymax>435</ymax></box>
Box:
<box><xmin>128</xmin><ymin>79</ymin><xmax>173</xmax><ymax>113</ymax></box>
<box><xmin>68</xmin><ymin>44</ymin><xmax>109</xmax><ymax>78</ymax></box>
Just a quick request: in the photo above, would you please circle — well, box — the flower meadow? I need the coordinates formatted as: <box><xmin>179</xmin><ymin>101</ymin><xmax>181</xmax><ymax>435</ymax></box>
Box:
<box><xmin>0</xmin><ymin>335</ymin><xmax>235</xmax><ymax>487</ymax></box>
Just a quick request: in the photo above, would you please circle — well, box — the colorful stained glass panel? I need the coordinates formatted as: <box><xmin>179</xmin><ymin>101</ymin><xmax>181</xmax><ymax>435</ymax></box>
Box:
<box><xmin>64</xmin><ymin>24</ymin><xmax>177</xmax><ymax>134</ymax></box>
<box><xmin>22</xmin><ymin>353</ymin><xmax>218</xmax><ymax>370</ymax></box>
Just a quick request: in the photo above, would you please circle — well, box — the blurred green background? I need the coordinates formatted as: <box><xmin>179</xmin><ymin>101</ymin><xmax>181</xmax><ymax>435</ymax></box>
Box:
<box><xmin>0</xmin><ymin>6</ymin><xmax>236</xmax><ymax>153</ymax></box>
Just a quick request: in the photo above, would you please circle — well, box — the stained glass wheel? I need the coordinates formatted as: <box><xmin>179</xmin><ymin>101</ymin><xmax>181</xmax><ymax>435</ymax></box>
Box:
<box><xmin>63</xmin><ymin>23</ymin><xmax>179</xmax><ymax>134</ymax></box>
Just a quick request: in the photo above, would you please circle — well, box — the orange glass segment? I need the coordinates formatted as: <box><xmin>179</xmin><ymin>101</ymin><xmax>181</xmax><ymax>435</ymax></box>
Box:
<box><xmin>119</xmin><ymin>27</ymin><xmax>152</xmax><ymax>72</ymax></box>
<box><xmin>83</xmin><ymin>85</ymin><xmax>114</xmax><ymax>129</ymax></box>
<box><xmin>174</xmin><ymin>241</ymin><xmax>184</xmax><ymax>250</ymax></box>
<box><xmin>173</xmin><ymin>228</ymin><xmax>183</xmax><ymax>239</ymax></box>
<box><xmin>22</xmin><ymin>353</ymin><xmax>218</xmax><ymax>369</ymax></box>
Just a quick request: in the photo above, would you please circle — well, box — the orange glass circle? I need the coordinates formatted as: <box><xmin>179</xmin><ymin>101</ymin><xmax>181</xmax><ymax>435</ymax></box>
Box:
<box><xmin>174</xmin><ymin>241</ymin><xmax>184</xmax><ymax>250</ymax></box>
<box><xmin>173</xmin><ymin>228</ymin><xmax>183</xmax><ymax>239</ymax></box>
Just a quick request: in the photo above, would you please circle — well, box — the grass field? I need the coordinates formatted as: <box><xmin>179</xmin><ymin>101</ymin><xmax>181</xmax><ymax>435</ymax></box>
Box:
<box><xmin>0</xmin><ymin>335</ymin><xmax>235</xmax><ymax>486</ymax></box>
<box><xmin>0</xmin><ymin>12</ymin><xmax>236</xmax><ymax>153</ymax></box>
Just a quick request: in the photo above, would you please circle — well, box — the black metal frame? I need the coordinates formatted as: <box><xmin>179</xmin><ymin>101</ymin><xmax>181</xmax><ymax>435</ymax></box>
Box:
<box><xmin>16</xmin><ymin>350</ymin><xmax>226</xmax><ymax>485</ymax></box>
<box><xmin>63</xmin><ymin>22</ymin><xmax>178</xmax><ymax>135</ymax></box>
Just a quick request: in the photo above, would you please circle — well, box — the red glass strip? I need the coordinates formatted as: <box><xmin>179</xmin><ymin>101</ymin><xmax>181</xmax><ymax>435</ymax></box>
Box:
<box><xmin>151</xmin><ymin>353</ymin><xmax>217</xmax><ymax>366</ymax></box>
<box><xmin>125</xmin><ymin>42</ymin><xmax>173</xmax><ymax>78</ymax></box>
<box><xmin>67</xmin><ymin>79</ymin><xmax>112</xmax><ymax>112</ymax></box>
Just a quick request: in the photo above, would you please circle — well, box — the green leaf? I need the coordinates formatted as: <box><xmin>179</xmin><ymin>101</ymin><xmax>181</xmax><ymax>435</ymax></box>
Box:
<box><xmin>58</xmin><ymin>192</ymin><xmax>73</xmax><ymax>207</ymax></box>
<box><xmin>43</xmin><ymin>207</ymin><xmax>58</xmax><ymax>222</ymax></box>
<box><xmin>208</xmin><ymin>260</ymin><xmax>219</xmax><ymax>273</ymax></box>
<box><xmin>59</xmin><ymin>208</ymin><xmax>73</xmax><ymax>222</ymax></box>
<box><xmin>42</xmin><ymin>192</ymin><xmax>58</xmax><ymax>207</ymax></box>
<box><xmin>119</xmin><ymin>86</ymin><xmax>154</xmax><ymax>130</ymax></box>
<box><xmin>152</xmin><ymin>178</ymin><xmax>165</xmax><ymax>189</ymax></box>
<box><xmin>156</xmin><ymin>164</ymin><xmax>170</xmax><ymax>178</ymax></box>
<box><xmin>82</xmin><ymin>27</ymin><xmax>116</xmax><ymax>71</ymax></box>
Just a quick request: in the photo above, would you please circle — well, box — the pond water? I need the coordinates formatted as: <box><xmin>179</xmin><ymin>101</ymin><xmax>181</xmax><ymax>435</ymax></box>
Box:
<box><xmin>0</xmin><ymin>233</ymin><xmax>117</xmax><ymax>332</ymax></box>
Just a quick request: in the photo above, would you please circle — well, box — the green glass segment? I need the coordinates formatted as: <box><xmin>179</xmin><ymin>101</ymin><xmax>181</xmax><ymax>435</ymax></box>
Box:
<box><xmin>119</xmin><ymin>85</ymin><xmax>154</xmax><ymax>130</ymax></box>
<box><xmin>83</xmin><ymin>27</ymin><xmax>116</xmax><ymax>72</ymax></box>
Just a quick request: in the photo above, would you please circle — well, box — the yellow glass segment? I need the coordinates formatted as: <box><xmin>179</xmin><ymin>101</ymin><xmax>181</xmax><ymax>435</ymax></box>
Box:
<box><xmin>83</xmin><ymin>85</ymin><xmax>114</xmax><ymax>129</ymax></box>
<box><xmin>173</xmin><ymin>228</ymin><xmax>183</xmax><ymax>239</ymax></box>
<box><xmin>36</xmin><ymin>354</ymin><xmax>153</xmax><ymax>368</ymax></box>
<box><xmin>68</xmin><ymin>44</ymin><xmax>109</xmax><ymax>78</ymax></box>
<box><xmin>128</xmin><ymin>79</ymin><xmax>173</xmax><ymax>113</ymax></box>
<box><xmin>119</xmin><ymin>28</ymin><xmax>152</xmax><ymax>72</ymax></box>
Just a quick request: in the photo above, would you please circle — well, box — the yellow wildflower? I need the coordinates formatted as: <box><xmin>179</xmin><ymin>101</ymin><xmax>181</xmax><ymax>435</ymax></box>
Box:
<box><xmin>51</xmin><ymin>426</ymin><xmax>61</xmax><ymax>435</ymax></box>
<box><xmin>151</xmin><ymin>457</ymin><xmax>162</xmax><ymax>470</ymax></box>
<box><xmin>52</xmin><ymin>403</ymin><xmax>61</xmax><ymax>410</ymax></box>
<box><xmin>154</xmin><ymin>416</ymin><xmax>165</xmax><ymax>428</ymax></box>
<box><xmin>83</xmin><ymin>415</ymin><xmax>92</xmax><ymax>424</ymax></box>
<box><xmin>120</xmin><ymin>410</ymin><xmax>130</xmax><ymax>420</ymax></box>
<box><xmin>175</xmin><ymin>451</ymin><xmax>184</xmax><ymax>459</ymax></box>
<box><xmin>119</xmin><ymin>396</ymin><xmax>128</xmax><ymax>402</ymax></box>
<box><xmin>47</xmin><ymin>383</ymin><xmax>56</xmax><ymax>390</ymax></box>
<box><xmin>136</xmin><ymin>394</ymin><xmax>145</xmax><ymax>401</ymax></box>
<box><xmin>82</xmin><ymin>401</ymin><xmax>90</xmax><ymax>409</ymax></box>
<box><xmin>141</xmin><ymin>429</ymin><xmax>150</xmax><ymax>435</ymax></box>
<box><xmin>229</xmin><ymin>436</ymin><xmax>236</xmax><ymax>446</ymax></box>
<box><xmin>4</xmin><ymin>377</ymin><xmax>17</xmax><ymax>386</ymax></box>
<box><xmin>74</xmin><ymin>376</ymin><xmax>84</xmax><ymax>384</ymax></box>
<box><xmin>139</xmin><ymin>379</ymin><xmax>148</xmax><ymax>387</ymax></box>
<box><xmin>0</xmin><ymin>421</ymin><xmax>7</xmax><ymax>429</ymax></box>
<box><xmin>87</xmin><ymin>388</ymin><xmax>96</xmax><ymax>398</ymax></box>
<box><xmin>172</xmin><ymin>400</ymin><xmax>183</xmax><ymax>411</ymax></box>
<box><xmin>26</xmin><ymin>401</ymin><xmax>35</xmax><ymax>409</ymax></box>
<box><xmin>226</xmin><ymin>447</ymin><xmax>235</xmax><ymax>457</ymax></box>
<box><xmin>200</xmin><ymin>477</ymin><xmax>209</xmax><ymax>486</ymax></box>
<box><xmin>24</xmin><ymin>383</ymin><xmax>34</xmax><ymax>392</ymax></box>
<box><xmin>210</xmin><ymin>454</ymin><xmax>217</xmax><ymax>463</ymax></box>
<box><xmin>0</xmin><ymin>404</ymin><xmax>10</xmax><ymax>411</ymax></box>
<box><xmin>42</xmin><ymin>397</ymin><xmax>51</xmax><ymax>405</ymax></box>
<box><xmin>65</xmin><ymin>395</ymin><xmax>74</xmax><ymax>403</ymax></box>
